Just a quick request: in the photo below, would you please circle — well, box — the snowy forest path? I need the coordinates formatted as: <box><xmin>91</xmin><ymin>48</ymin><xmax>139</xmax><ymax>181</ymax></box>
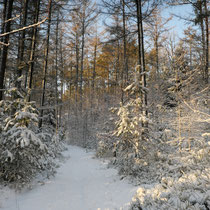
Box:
<box><xmin>1</xmin><ymin>145</ymin><xmax>137</xmax><ymax>210</ymax></box>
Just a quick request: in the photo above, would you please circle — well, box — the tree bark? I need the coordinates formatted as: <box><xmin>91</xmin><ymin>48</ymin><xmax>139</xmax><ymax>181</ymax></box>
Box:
<box><xmin>91</xmin><ymin>39</ymin><xmax>97</xmax><ymax>118</ymax></box>
<box><xmin>55</xmin><ymin>11</ymin><xmax>59</xmax><ymax>130</ymax></box>
<box><xmin>154</xmin><ymin>21</ymin><xmax>159</xmax><ymax>79</ymax></box>
<box><xmin>139</xmin><ymin>0</ymin><xmax>147</xmax><ymax>119</ymax></box>
<box><xmin>27</xmin><ymin>0</ymin><xmax>41</xmax><ymax>99</ymax></box>
<box><xmin>39</xmin><ymin>0</ymin><xmax>52</xmax><ymax>128</ymax></box>
<box><xmin>116</xmin><ymin>40</ymin><xmax>120</xmax><ymax>91</ymax></box>
<box><xmin>0</xmin><ymin>0</ymin><xmax>8</xmax><ymax>59</ymax></box>
<box><xmin>80</xmin><ymin>16</ymin><xmax>85</xmax><ymax>111</ymax></box>
<box><xmin>0</xmin><ymin>0</ymin><xmax>14</xmax><ymax>100</ymax></box>
<box><xmin>16</xmin><ymin>0</ymin><xmax>29</xmax><ymax>90</ymax></box>
<box><xmin>136</xmin><ymin>0</ymin><xmax>148</xmax><ymax>130</ymax></box>
<box><xmin>136</xmin><ymin>0</ymin><xmax>142</xmax><ymax>68</ymax></box>
<box><xmin>122</xmin><ymin>0</ymin><xmax>128</xmax><ymax>83</ymax></box>
<box><xmin>92</xmin><ymin>41</ymin><xmax>97</xmax><ymax>90</ymax></box>
<box><xmin>203</xmin><ymin>0</ymin><xmax>209</xmax><ymax>83</ymax></box>
<box><xmin>198</xmin><ymin>0</ymin><xmax>206</xmax><ymax>82</ymax></box>
<box><xmin>59</xmin><ymin>28</ymin><xmax>64</xmax><ymax>126</ymax></box>
<box><xmin>75</xmin><ymin>30</ymin><xmax>79</xmax><ymax>119</ymax></box>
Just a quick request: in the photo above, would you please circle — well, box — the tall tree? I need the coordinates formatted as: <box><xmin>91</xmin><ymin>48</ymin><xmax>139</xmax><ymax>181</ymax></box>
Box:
<box><xmin>16</xmin><ymin>0</ymin><xmax>29</xmax><ymax>90</ymax></box>
<box><xmin>55</xmin><ymin>9</ymin><xmax>60</xmax><ymax>129</ymax></box>
<box><xmin>0</xmin><ymin>0</ymin><xmax>8</xmax><ymax>58</ymax></box>
<box><xmin>203</xmin><ymin>0</ymin><xmax>208</xmax><ymax>83</ymax></box>
<box><xmin>27</xmin><ymin>0</ymin><xmax>41</xmax><ymax>96</ymax></box>
<box><xmin>136</xmin><ymin>0</ymin><xmax>148</xmax><ymax>137</ymax></box>
<box><xmin>0</xmin><ymin>0</ymin><xmax>14</xmax><ymax>100</ymax></box>
<box><xmin>39</xmin><ymin>0</ymin><xmax>52</xmax><ymax>128</ymax></box>
<box><xmin>145</xmin><ymin>8</ymin><xmax>172</xmax><ymax>80</ymax></box>
<box><xmin>168</xmin><ymin>0</ymin><xmax>209</xmax><ymax>83</ymax></box>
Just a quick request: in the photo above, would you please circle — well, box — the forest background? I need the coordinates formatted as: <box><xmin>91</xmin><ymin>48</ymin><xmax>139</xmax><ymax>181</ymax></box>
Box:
<box><xmin>0</xmin><ymin>0</ymin><xmax>209</xmax><ymax>208</ymax></box>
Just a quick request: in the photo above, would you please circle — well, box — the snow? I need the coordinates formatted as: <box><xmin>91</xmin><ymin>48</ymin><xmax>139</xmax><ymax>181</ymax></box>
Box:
<box><xmin>0</xmin><ymin>146</ymin><xmax>137</xmax><ymax>210</ymax></box>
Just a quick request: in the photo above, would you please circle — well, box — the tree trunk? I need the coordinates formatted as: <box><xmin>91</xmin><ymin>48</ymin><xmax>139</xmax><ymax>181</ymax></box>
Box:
<box><xmin>55</xmin><ymin>11</ymin><xmax>59</xmax><ymax>130</ymax></box>
<box><xmin>91</xmin><ymin>39</ymin><xmax>97</xmax><ymax>116</ymax></box>
<box><xmin>0</xmin><ymin>0</ymin><xmax>8</xmax><ymax>59</ymax></box>
<box><xmin>75</xmin><ymin>31</ymin><xmax>79</xmax><ymax>120</ymax></box>
<box><xmin>80</xmin><ymin>17</ymin><xmax>85</xmax><ymax>111</ymax></box>
<box><xmin>16</xmin><ymin>0</ymin><xmax>29</xmax><ymax>90</ymax></box>
<box><xmin>92</xmin><ymin>42</ymin><xmax>97</xmax><ymax>91</ymax></box>
<box><xmin>122</xmin><ymin>0</ymin><xmax>128</xmax><ymax>83</ymax></box>
<box><xmin>136</xmin><ymin>0</ymin><xmax>142</xmax><ymax>68</ymax></box>
<box><xmin>116</xmin><ymin>40</ymin><xmax>120</xmax><ymax>91</ymax></box>
<box><xmin>155</xmin><ymin>35</ymin><xmax>159</xmax><ymax>79</ymax></box>
<box><xmin>198</xmin><ymin>0</ymin><xmax>206</xmax><ymax>82</ymax></box>
<box><xmin>136</xmin><ymin>0</ymin><xmax>148</xmax><ymax>131</ymax></box>
<box><xmin>39</xmin><ymin>0</ymin><xmax>52</xmax><ymax>128</ymax></box>
<box><xmin>27</xmin><ymin>0</ymin><xmax>40</xmax><ymax>99</ymax></box>
<box><xmin>139</xmin><ymin>0</ymin><xmax>147</xmax><ymax>119</ymax></box>
<box><xmin>154</xmin><ymin>17</ymin><xmax>159</xmax><ymax>80</ymax></box>
<box><xmin>0</xmin><ymin>0</ymin><xmax>14</xmax><ymax>100</ymax></box>
<box><xmin>59</xmin><ymin>28</ymin><xmax>64</xmax><ymax>126</ymax></box>
<box><xmin>204</xmin><ymin>0</ymin><xmax>209</xmax><ymax>83</ymax></box>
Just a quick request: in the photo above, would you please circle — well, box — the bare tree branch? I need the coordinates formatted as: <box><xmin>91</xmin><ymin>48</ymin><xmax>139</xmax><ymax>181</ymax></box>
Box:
<box><xmin>0</xmin><ymin>17</ymin><xmax>47</xmax><ymax>38</ymax></box>
<box><xmin>4</xmin><ymin>14</ymin><xmax>21</xmax><ymax>23</ymax></box>
<box><xmin>0</xmin><ymin>41</ymin><xmax>9</xmax><ymax>46</ymax></box>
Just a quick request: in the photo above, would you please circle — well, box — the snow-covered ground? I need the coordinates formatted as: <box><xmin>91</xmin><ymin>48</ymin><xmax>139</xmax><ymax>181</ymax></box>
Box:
<box><xmin>0</xmin><ymin>146</ymin><xmax>137</xmax><ymax>210</ymax></box>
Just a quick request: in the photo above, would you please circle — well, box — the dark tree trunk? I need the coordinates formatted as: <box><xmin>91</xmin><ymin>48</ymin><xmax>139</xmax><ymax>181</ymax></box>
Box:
<box><xmin>198</xmin><ymin>0</ymin><xmax>206</xmax><ymax>82</ymax></box>
<box><xmin>91</xmin><ymin>39</ymin><xmax>97</xmax><ymax>118</ymax></box>
<box><xmin>92</xmin><ymin>42</ymin><xmax>97</xmax><ymax>90</ymax></box>
<box><xmin>27</xmin><ymin>0</ymin><xmax>41</xmax><ymax>99</ymax></box>
<box><xmin>139</xmin><ymin>0</ymin><xmax>147</xmax><ymax>119</ymax></box>
<box><xmin>136</xmin><ymin>0</ymin><xmax>148</xmax><ymax>130</ymax></box>
<box><xmin>155</xmin><ymin>34</ymin><xmax>159</xmax><ymax>79</ymax></box>
<box><xmin>59</xmin><ymin>29</ymin><xmax>64</xmax><ymax>126</ymax></box>
<box><xmin>75</xmin><ymin>31</ymin><xmax>79</xmax><ymax>120</ymax></box>
<box><xmin>0</xmin><ymin>0</ymin><xmax>14</xmax><ymax>100</ymax></box>
<box><xmin>0</xmin><ymin>0</ymin><xmax>8</xmax><ymax>59</ymax></box>
<box><xmin>39</xmin><ymin>0</ymin><xmax>52</xmax><ymax>128</ymax></box>
<box><xmin>122</xmin><ymin>0</ymin><xmax>128</xmax><ymax>83</ymax></box>
<box><xmin>55</xmin><ymin>11</ymin><xmax>59</xmax><ymax>130</ymax></box>
<box><xmin>136</xmin><ymin>0</ymin><xmax>142</xmax><ymax>68</ymax></box>
<box><xmin>204</xmin><ymin>0</ymin><xmax>209</xmax><ymax>83</ymax></box>
<box><xmin>80</xmin><ymin>17</ymin><xmax>85</xmax><ymax>111</ymax></box>
<box><xmin>16</xmin><ymin>0</ymin><xmax>29</xmax><ymax>90</ymax></box>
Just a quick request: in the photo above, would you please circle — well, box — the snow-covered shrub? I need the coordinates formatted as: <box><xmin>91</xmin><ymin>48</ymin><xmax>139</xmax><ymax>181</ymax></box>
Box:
<box><xmin>102</xmin><ymin>70</ymin><xmax>156</xmax><ymax>178</ymax></box>
<box><xmin>96</xmin><ymin>140</ymin><xmax>110</xmax><ymax>157</ymax></box>
<box><xmin>128</xmin><ymin>94</ymin><xmax>210</xmax><ymax>210</ymax></box>
<box><xmin>129</xmin><ymin>135</ymin><xmax>210</xmax><ymax>209</ymax></box>
<box><xmin>96</xmin><ymin>132</ymin><xmax>117</xmax><ymax>158</ymax></box>
<box><xmin>0</xmin><ymin>89</ymin><xmax>59</xmax><ymax>184</ymax></box>
<box><xmin>38</xmin><ymin>105</ymin><xmax>67</xmax><ymax>159</ymax></box>
<box><xmin>112</xmin><ymin>70</ymin><xmax>152</xmax><ymax>158</ymax></box>
<box><xmin>39</xmin><ymin>129</ymin><xmax>66</xmax><ymax>160</ymax></box>
<box><xmin>130</xmin><ymin>167</ymin><xmax>210</xmax><ymax>210</ymax></box>
<box><xmin>113</xmin><ymin>99</ymin><xmax>146</xmax><ymax>156</ymax></box>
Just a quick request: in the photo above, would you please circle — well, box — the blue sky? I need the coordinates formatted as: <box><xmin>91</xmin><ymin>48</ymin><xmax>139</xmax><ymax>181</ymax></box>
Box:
<box><xmin>161</xmin><ymin>3</ymin><xmax>194</xmax><ymax>38</ymax></box>
<box><xmin>96</xmin><ymin>0</ymin><xmax>195</xmax><ymax>41</ymax></box>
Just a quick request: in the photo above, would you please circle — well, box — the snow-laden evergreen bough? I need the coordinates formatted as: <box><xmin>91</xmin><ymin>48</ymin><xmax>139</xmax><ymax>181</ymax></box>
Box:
<box><xmin>97</xmin><ymin>70</ymin><xmax>155</xmax><ymax>178</ymax></box>
<box><xmin>0</xmin><ymin>88</ymin><xmax>65</xmax><ymax>186</ymax></box>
